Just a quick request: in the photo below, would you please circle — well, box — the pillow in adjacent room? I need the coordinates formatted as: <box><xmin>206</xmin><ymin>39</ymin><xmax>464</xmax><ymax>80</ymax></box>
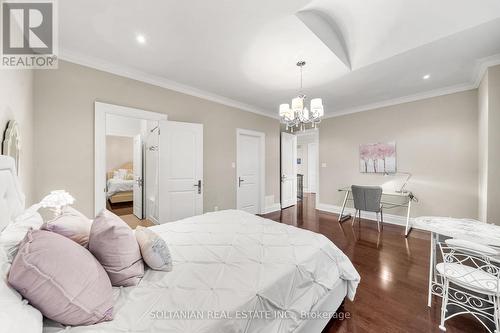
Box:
<box><xmin>8</xmin><ymin>230</ymin><xmax>113</xmax><ymax>326</ymax></box>
<box><xmin>41</xmin><ymin>206</ymin><xmax>92</xmax><ymax>247</ymax></box>
<box><xmin>0</xmin><ymin>247</ymin><xmax>43</xmax><ymax>333</ymax></box>
<box><xmin>89</xmin><ymin>210</ymin><xmax>144</xmax><ymax>286</ymax></box>
<box><xmin>135</xmin><ymin>226</ymin><xmax>172</xmax><ymax>271</ymax></box>
<box><xmin>0</xmin><ymin>205</ymin><xmax>43</xmax><ymax>261</ymax></box>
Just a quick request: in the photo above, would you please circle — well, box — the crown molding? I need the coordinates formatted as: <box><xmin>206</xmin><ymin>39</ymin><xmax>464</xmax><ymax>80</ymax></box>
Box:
<box><xmin>323</xmin><ymin>82</ymin><xmax>475</xmax><ymax>119</ymax></box>
<box><xmin>325</xmin><ymin>53</ymin><xmax>500</xmax><ymax>119</ymax></box>
<box><xmin>471</xmin><ymin>54</ymin><xmax>500</xmax><ymax>88</ymax></box>
<box><xmin>58</xmin><ymin>49</ymin><xmax>278</xmax><ymax>120</ymax></box>
<box><xmin>59</xmin><ymin>48</ymin><xmax>500</xmax><ymax>121</ymax></box>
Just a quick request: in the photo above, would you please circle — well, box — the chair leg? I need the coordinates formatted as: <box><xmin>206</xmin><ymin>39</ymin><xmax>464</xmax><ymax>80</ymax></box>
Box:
<box><xmin>358</xmin><ymin>210</ymin><xmax>362</xmax><ymax>225</ymax></box>
<box><xmin>376</xmin><ymin>212</ymin><xmax>381</xmax><ymax>232</ymax></box>
<box><xmin>439</xmin><ymin>279</ymin><xmax>449</xmax><ymax>331</ymax></box>
<box><xmin>380</xmin><ymin>209</ymin><xmax>384</xmax><ymax>230</ymax></box>
<box><xmin>352</xmin><ymin>210</ymin><xmax>357</xmax><ymax>227</ymax></box>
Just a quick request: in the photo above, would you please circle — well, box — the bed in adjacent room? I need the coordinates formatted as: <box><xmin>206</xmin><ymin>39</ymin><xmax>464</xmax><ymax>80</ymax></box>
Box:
<box><xmin>106</xmin><ymin>162</ymin><xmax>134</xmax><ymax>204</ymax></box>
<box><xmin>0</xmin><ymin>155</ymin><xmax>360</xmax><ymax>333</ymax></box>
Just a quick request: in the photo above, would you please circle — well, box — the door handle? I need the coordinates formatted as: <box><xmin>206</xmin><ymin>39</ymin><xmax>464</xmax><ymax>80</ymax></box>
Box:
<box><xmin>194</xmin><ymin>180</ymin><xmax>202</xmax><ymax>194</ymax></box>
<box><xmin>238</xmin><ymin>177</ymin><xmax>244</xmax><ymax>187</ymax></box>
<box><xmin>136</xmin><ymin>177</ymin><xmax>143</xmax><ymax>187</ymax></box>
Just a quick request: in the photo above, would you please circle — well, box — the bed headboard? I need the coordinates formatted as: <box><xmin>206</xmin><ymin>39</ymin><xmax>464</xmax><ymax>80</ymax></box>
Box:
<box><xmin>106</xmin><ymin>161</ymin><xmax>133</xmax><ymax>180</ymax></box>
<box><xmin>0</xmin><ymin>155</ymin><xmax>25</xmax><ymax>231</ymax></box>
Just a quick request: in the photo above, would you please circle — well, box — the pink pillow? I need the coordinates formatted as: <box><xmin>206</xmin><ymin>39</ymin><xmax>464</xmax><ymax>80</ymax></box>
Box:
<box><xmin>88</xmin><ymin>210</ymin><xmax>144</xmax><ymax>286</ymax></box>
<box><xmin>41</xmin><ymin>206</ymin><xmax>92</xmax><ymax>247</ymax></box>
<box><xmin>8</xmin><ymin>230</ymin><xmax>113</xmax><ymax>326</ymax></box>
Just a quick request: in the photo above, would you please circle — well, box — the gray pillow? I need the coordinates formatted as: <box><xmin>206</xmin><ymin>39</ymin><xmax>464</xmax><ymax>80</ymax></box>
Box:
<box><xmin>88</xmin><ymin>210</ymin><xmax>144</xmax><ymax>286</ymax></box>
<box><xmin>135</xmin><ymin>226</ymin><xmax>172</xmax><ymax>271</ymax></box>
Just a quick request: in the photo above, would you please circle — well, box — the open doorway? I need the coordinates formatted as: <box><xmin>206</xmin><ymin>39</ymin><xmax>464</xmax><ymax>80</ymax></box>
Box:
<box><xmin>95</xmin><ymin>102</ymin><xmax>167</xmax><ymax>228</ymax></box>
<box><xmin>280</xmin><ymin>129</ymin><xmax>319</xmax><ymax>209</ymax></box>
<box><xmin>104</xmin><ymin>114</ymin><xmax>160</xmax><ymax>227</ymax></box>
<box><xmin>296</xmin><ymin>129</ymin><xmax>319</xmax><ymax>197</ymax></box>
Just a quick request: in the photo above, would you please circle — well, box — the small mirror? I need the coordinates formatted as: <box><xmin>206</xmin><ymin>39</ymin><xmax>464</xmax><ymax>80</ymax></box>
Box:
<box><xmin>2</xmin><ymin>120</ymin><xmax>21</xmax><ymax>174</ymax></box>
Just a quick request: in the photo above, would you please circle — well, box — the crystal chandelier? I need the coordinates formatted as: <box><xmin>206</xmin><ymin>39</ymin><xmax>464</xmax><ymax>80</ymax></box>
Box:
<box><xmin>279</xmin><ymin>61</ymin><xmax>324</xmax><ymax>131</ymax></box>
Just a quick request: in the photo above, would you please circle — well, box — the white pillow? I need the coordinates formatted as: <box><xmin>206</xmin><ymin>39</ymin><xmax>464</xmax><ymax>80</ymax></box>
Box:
<box><xmin>0</xmin><ymin>247</ymin><xmax>43</xmax><ymax>333</ymax></box>
<box><xmin>135</xmin><ymin>226</ymin><xmax>172</xmax><ymax>271</ymax></box>
<box><xmin>113</xmin><ymin>169</ymin><xmax>128</xmax><ymax>180</ymax></box>
<box><xmin>0</xmin><ymin>205</ymin><xmax>44</xmax><ymax>261</ymax></box>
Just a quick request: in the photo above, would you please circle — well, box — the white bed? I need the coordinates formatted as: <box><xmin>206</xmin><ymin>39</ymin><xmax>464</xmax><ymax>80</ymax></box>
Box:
<box><xmin>106</xmin><ymin>178</ymin><xmax>134</xmax><ymax>198</ymax></box>
<box><xmin>0</xmin><ymin>155</ymin><xmax>360</xmax><ymax>333</ymax></box>
<box><xmin>43</xmin><ymin>210</ymin><xmax>360</xmax><ymax>333</ymax></box>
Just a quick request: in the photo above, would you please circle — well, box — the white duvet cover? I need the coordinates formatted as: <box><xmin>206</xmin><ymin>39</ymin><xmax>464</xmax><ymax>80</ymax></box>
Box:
<box><xmin>44</xmin><ymin>210</ymin><xmax>360</xmax><ymax>333</ymax></box>
<box><xmin>107</xmin><ymin>178</ymin><xmax>134</xmax><ymax>197</ymax></box>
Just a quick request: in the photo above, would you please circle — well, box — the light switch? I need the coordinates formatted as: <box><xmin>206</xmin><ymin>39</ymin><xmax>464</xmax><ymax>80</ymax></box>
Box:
<box><xmin>321</xmin><ymin>163</ymin><xmax>327</xmax><ymax>168</ymax></box>
<box><xmin>231</xmin><ymin>162</ymin><xmax>236</xmax><ymax>168</ymax></box>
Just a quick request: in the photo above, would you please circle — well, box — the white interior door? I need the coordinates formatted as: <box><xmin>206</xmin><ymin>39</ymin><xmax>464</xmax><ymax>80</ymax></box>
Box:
<box><xmin>237</xmin><ymin>130</ymin><xmax>263</xmax><ymax>214</ymax></box>
<box><xmin>159</xmin><ymin>121</ymin><xmax>203</xmax><ymax>223</ymax></box>
<box><xmin>133</xmin><ymin>134</ymin><xmax>144</xmax><ymax>219</ymax></box>
<box><xmin>307</xmin><ymin>142</ymin><xmax>318</xmax><ymax>193</ymax></box>
<box><xmin>281</xmin><ymin>132</ymin><xmax>297</xmax><ymax>208</ymax></box>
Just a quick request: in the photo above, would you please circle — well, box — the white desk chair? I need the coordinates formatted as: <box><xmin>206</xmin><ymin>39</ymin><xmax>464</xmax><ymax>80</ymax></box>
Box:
<box><xmin>437</xmin><ymin>239</ymin><xmax>500</xmax><ymax>332</ymax></box>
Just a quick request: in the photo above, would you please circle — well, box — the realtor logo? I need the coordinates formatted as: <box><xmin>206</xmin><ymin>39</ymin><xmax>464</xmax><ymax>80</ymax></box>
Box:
<box><xmin>1</xmin><ymin>0</ymin><xmax>58</xmax><ymax>68</ymax></box>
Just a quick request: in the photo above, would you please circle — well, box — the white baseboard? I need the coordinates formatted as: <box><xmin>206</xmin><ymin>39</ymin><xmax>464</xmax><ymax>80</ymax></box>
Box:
<box><xmin>263</xmin><ymin>203</ymin><xmax>281</xmax><ymax>214</ymax></box>
<box><xmin>316</xmin><ymin>203</ymin><xmax>413</xmax><ymax>227</ymax></box>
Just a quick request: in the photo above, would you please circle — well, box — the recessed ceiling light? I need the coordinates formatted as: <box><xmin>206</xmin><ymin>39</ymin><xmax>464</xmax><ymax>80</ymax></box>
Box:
<box><xmin>136</xmin><ymin>34</ymin><xmax>146</xmax><ymax>44</ymax></box>
<box><xmin>423</xmin><ymin>74</ymin><xmax>431</xmax><ymax>80</ymax></box>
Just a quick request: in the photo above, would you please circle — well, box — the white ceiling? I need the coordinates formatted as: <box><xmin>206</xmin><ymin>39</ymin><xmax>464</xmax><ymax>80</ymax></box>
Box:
<box><xmin>59</xmin><ymin>0</ymin><xmax>500</xmax><ymax>118</ymax></box>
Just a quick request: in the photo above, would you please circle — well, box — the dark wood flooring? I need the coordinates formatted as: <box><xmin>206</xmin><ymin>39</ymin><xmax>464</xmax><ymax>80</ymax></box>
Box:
<box><xmin>262</xmin><ymin>194</ymin><xmax>485</xmax><ymax>333</ymax></box>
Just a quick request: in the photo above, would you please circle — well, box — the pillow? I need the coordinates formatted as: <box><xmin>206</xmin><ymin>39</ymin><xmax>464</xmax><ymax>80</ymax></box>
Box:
<box><xmin>135</xmin><ymin>226</ymin><xmax>172</xmax><ymax>271</ymax></box>
<box><xmin>41</xmin><ymin>206</ymin><xmax>92</xmax><ymax>247</ymax></box>
<box><xmin>113</xmin><ymin>169</ymin><xmax>128</xmax><ymax>180</ymax></box>
<box><xmin>8</xmin><ymin>230</ymin><xmax>113</xmax><ymax>326</ymax></box>
<box><xmin>0</xmin><ymin>247</ymin><xmax>43</xmax><ymax>333</ymax></box>
<box><xmin>0</xmin><ymin>205</ymin><xmax>43</xmax><ymax>261</ymax></box>
<box><xmin>89</xmin><ymin>210</ymin><xmax>144</xmax><ymax>286</ymax></box>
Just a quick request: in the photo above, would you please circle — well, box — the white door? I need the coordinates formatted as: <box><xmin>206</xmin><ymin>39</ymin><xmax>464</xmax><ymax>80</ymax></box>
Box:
<box><xmin>133</xmin><ymin>134</ymin><xmax>144</xmax><ymax>219</ymax></box>
<box><xmin>237</xmin><ymin>130</ymin><xmax>264</xmax><ymax>214</ymax></box>
<box><xmin>159</xmin><ymin>121</ymin><xmax>203</xmax><ymax>223</ymax></box>
<box><xmin>307</xmin><ymin>142</ymin><xmax>318</xmax><ymax>193</ymax></box>
<box><xmin>281</xmin><ymin>132</ymin><xmax>297</xmax><ymax>208</ymax></box>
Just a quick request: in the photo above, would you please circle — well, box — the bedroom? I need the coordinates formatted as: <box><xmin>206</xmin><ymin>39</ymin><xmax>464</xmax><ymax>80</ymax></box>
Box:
<box><xmin>1</xmin><ymin>1</ymin><xmax>500</xmax><ymax>332</ymax></box>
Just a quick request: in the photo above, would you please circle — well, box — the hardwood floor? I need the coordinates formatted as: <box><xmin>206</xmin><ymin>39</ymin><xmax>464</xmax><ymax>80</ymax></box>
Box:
<box><xmin>262</xmin><ymin>194</ymin><xmax>486</xmax><ymax>333</ymax></box>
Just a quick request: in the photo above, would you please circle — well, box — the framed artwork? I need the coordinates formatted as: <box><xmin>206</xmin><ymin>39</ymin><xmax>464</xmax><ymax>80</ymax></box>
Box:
<box><xmin>359</xmin><ymin>142</ymin><xmax>396</xmax><ymax>173</ymax></box>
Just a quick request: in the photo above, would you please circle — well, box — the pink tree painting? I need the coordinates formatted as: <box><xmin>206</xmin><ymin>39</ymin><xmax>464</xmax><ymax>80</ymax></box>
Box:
<box><xmin>359</xmin><ymin>142</ymin><xmax>396</xmax><ymax>173</ymax></box>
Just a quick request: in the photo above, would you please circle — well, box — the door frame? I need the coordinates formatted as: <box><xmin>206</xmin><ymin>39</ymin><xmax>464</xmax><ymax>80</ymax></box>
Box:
<box><xmin>307</xmin><ymin>142</ymin><xmax>318</xmax><ymax>194</ymax></box>
<box><xmin>94</xmin><ymin>102</ymin><xmax>167</xmax><ymax>217</ymax></box>
<box><xmin>286</xmin><ymin>128</ymin><xmax>320</xmax><ymax>207</ymax></box>
<box><xmin>236</xmin><ymin>128</ymin><xmax>266</xmax><ymax>214</ymax></box>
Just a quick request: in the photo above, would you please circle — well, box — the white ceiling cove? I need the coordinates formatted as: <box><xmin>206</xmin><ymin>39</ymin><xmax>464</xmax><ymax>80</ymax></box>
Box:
<box><xmin>59</xmin><ymin>0</ymin><xmax>500</xmax><ymax>118</ymax></box>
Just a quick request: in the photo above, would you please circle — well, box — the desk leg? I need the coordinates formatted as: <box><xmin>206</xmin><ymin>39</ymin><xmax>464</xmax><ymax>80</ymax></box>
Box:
<box><xmin>404</xmin><ymin>199</ymin><xmax>412</xmax><ymax>237</ymax></box>
<box><xmin>427</xmin><ymin>232</ymin><xmax>436</xmax><ymax>307</ymax></box>
<box><xmin>338</xmin><ymin>191</ymin><xmax>351</xmax><ymax>223</ymax></box>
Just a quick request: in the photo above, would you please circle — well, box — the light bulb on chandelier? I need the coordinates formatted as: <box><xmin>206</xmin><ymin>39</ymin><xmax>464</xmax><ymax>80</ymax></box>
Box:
<box><xmin>279</xmin><ymin>61</ymin><xmax>324</xmax><ymax>132</ymax></box>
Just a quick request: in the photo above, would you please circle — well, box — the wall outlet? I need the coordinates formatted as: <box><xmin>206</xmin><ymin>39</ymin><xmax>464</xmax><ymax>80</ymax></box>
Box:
<box><xmin>214</xmin><ymin>206</ymin><xmax>219</xmax><ymax>211</ymax></box>
<box><xmin>321</xmin><ymin>163</ymin><xmax>327</xmax><ymax>168</ymax></box>
<box><xmin>231</xmin><ymin>162</ymin><xmax>236</xmax><ymax>168</ymax></box>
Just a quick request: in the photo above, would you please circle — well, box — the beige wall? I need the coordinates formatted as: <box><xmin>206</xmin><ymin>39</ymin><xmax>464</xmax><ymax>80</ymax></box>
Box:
<box><xmin>106</xmin><ymin>136</ymin><xmax>133</xmax><ymax>172</ymax></box>
<box><xmin>318</xmin><ymin>90</ymin><xmax>479</xmax><ymax>219</ymax></box>
<box><xmin>34</xmin><ymin>61</ymin><xmax>280</xmax><ymax>217</ymax></box>
<box><xmin>0</xmin><ymin>70</ymin><xmax>35</xmax><ymax>205</ymax></box>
